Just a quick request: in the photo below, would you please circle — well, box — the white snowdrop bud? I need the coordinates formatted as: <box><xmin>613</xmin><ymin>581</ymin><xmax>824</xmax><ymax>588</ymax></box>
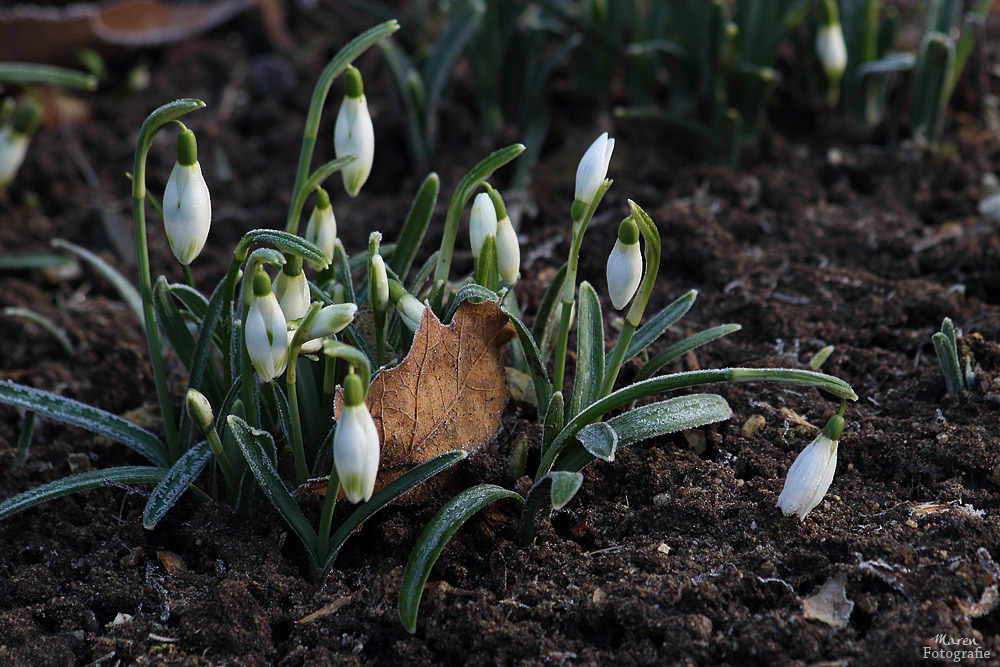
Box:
<box><xmin>0</xmin><ymin>100</ymin><xmax>41</xmax><ymax>190</ymax></box>
<box><xmin>185</xmin><ymin>388</ymin><xmax>215</xmax><ymax>434</ymax></box>
<box><xmin>272</xmin><ymin>255</ymin><xmax>310</xmax><ymax>321</ymax></box>
<box><xmin>245</xmin><ymin>269</ymin><xmax>288</xmax><ymax>382</ymax></box>
<box><xmin>469</xmin><ymin>192</ymin><xmax>498</xmax><ymax>259</ymax></box>
<box><xmin>777</xmin><ymin>414</ymin><xmax>844</xmax><ymax>520</ymax></box>
<box><xmin>304</xmin><ymin>187</ymin><xmax>336</xmax><ymax>269</ymax></box>
<box><xmin>334</xmin><ymin>66</ymin><xmax>375</xmax><ymax>197</ymax></box>
<box><xmin>370</xmin><ymin>254</ymin><xmax>389</xmax><ymax>312</ymax></box>
<box><xmin>335</xmin><ymin>371</ymin><xmax>380</xmax><ymax>503</ymax></box>
<box><xmin>574</xmin><ymin>132</ymin><xmax>614</xmax><ymax>217</ymax></box>
<box><xmin>816</xmin><ymin>0</ymin><xmax>847</xmax><ymax>83</ymax></box>
<box><xmin>162</xmin><ymin>128</ymin><xmax>212</xmax><ymax>265</ymax></box>
<box><xmin>397</xmin><ymin>293</ymin><xmax>426</xmax><ymax>332</ymax></box>
<box><xmin>606</xmin><ymin>217</ymin><xmax>642</xmax><ymax>310</ymax></box>
<box><xmin>487</xmin><ymin>187</ymin><xmax>519</xmax><ymax>285</ymax></box>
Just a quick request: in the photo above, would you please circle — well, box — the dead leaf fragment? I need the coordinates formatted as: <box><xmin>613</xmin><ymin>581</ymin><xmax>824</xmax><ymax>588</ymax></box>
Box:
<box><xmin>330</xmin><ymin>299</ymin><xmax>515</xmax><ymax>496</ymax></box>
<box><xmin>801</xmin><ymin>573</ymin><xmax>853</xmax><ymax>628</ymax></box>
<box><xmin>156</xmin><ymin>550</ymin><xmax>187</xmax><ymax>575</ymax></box>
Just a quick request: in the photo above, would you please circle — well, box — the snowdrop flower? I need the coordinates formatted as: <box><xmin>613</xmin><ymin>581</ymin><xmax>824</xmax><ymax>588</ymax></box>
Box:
<box><xmin>370</xmin><ymin>254</ymin><xmax>389</xmax><ymax>312</ymax></box>
<box><xmin>469</xmin><ymin>192</ymin><xmax>498</xmax><ymax>259</ymax></box>
<box><xmin>185</xmin><ymin>388</ymin><xmax>215</xmax><ymax>434</ymax></box>
<box><xmin>293</xmin><ymin>303</ymin><xmax>358</xmax><ymax>353</ymax></box>
<box><xmin>488</xmin><ymin>187</ymin><xmax>519</xmax><ymax>285</ymax></box>
<box><xmin>816</xmin><ymin>0</ymin><xmax>847</xmax><ymax>84</ymax></box>
<box><xmin>272</xmin><ymin>255</ymin><xmax>310</xmax><ymax>321</ymax></box>
<box><xmin>777</xmin><ymin>414</ymin><xmax>845</xmax><ymax>520</ymax></box>
<box><xmin>574</xmin><ymin>132</ymin><xmax>614</xmax><ymax>216</ymax></box>
<box><xmin>0</xmin><ymin>100</ymin><xmax>41</xmax><ymax>190</ymax></box>
<box><xmin>396</xmin><ymin>293</ymin><xmax>426</xmax><ymax>332</ymax></box>
<box><xmin>304</xmin><ymin>187</ymin><xmax>336</xmax><ymax>269</ymax></box>
<box><xmin>606</xmin><ymin>217</ymin><xmax>643</xmax><ymax>310</ymax></box>
<box><xmin>334</xmin><ymin>65</ymin><xmax>375</xmax><ymax>197</ymax></box>
<box><xmin>162</xmin><ymin>128</ymin><xmax>212</xmax><ymax>265</ymax></box>
<box><xmin>245</xmin><ymin>269</ymin><xmax>288</xmax><ymax>382</ymax></box>
<box><xmin>335</xmin><ymin>370</ymin><xmax>380</xmax><ymax>503</ymax></box>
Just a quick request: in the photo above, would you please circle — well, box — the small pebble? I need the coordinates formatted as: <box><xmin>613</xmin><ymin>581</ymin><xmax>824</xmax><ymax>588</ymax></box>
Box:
<box><xmin>741</xmin><ymin>415</ymin><xmax>766</xmax><ymax>438</ymax></box>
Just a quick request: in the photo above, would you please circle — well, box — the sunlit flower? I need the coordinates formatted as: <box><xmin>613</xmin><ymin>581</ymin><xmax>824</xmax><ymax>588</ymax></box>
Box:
<box><xmin>606</xmin><ymin>217</ymin><xmax>642</xmax><ymax>310</ymax></box>
<box><xmin>396</xmin><ymin>293</ymin><xmax>426</xmax><ymax>332</ymax></box>
<box><xmin>245</xmin><ymin>269</ymin><xmax>287</xmax><ymax>382</ymax></box>
<box><xmin>334</xmin><ymin>65</ymin><xmax>374</xmax><ymax>197</ymax></box>
<box><xmin>335</xmin><ymin>371</ymin><xmax>380</xmax><ymax>503</ymax></box>
<box><xmin>294</xmin><ymin>303</ymin><xmax>358</xmax><ymax>353</ymax></box>
<box><xmin>163</xmin><ymin>129</ymin><xmax>211</xmax><ymax>265</ymax></box>
<box><xmin>574</xmin><ymin>132</ymin><xmax>615</xmax><ymax>212</ymax></box>
<box><xmin>470</xmin><ymin>192</ymin><xmax>498</xmax><ymax>259</ymax></box>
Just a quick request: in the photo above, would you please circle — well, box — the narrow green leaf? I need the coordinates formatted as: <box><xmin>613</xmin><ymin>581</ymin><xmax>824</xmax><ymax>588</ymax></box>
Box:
<box><xmin>51</xmin><ymin>238</ymin><xmax>143</xmax><ymax>328</ymax></box>
<box><xmin>152</xmin><ymin>276</ymin><xmax>197</xmax><ymax>369</ymax></box>
<box><xmin>324</xmin><ymin>451</ymin><xmax>467</xmax><ymax>567</ymax></box>
<box><xmin>235</xmin><ymin>229</ymin><xmax>329</xmax><ymax>269</ymax></box>
<box><xmin>0</xmin><ymin>63</ymin><xmax>96</xmax><ymax>89</ymax></box>
<box><xmin>857</xmin><ymin>52</ymin><xmax>915</xmax><ymax>77</ymax></box>
<box><xmin>932</xmin><ymin>331</ymin><xmax>965</xmax><ymax>394</ymax></box>
<box><xmin>286</xmin><ymin>156</ymin><xmax>357</xmax><ymax>236</ymax></box>
<box><xmin>501</xmin><ymin>305</ymin><xmax>551</xmax><ymax>414</ymax></box>
<box><xmin>608</xmin><ymin>289</ymin><xmax>697</xmax><ymax>367</ymax></box>
<box><xmin>518</xmin><ymin>471</ymin><xmax>583</xmax><ymax>546</ymax></box>
<box><xmin>142</xmin><ymin>441</ymin><xmax>212</xmax><ymax>529</ymax></box>
<box><xmin>542</xmin><ymin>391</ymin><xmax>564</xmax><ymax>456</ymax></box>
<box><xmin>390</xmin><ymin>173</ymin><xmax>440</xmax><ymax>279</ymax></box>
<box><xmin>424</xmin><ymin>0</ymin><xmax>486</xmax><ymax>109</ymax></box>
<box><xmin>531</xmin><ymin>262</ymin><xmax>568</xmax><ymax>343</ymax></box>
<box><xmin>378</xmin><ymin>39</ymin><xmax>428</xmax><ymax>165</ymax></box>
<box><xmin>473</xmin><ymin>235</ymin><xmax>499</xmax><ymax>293</ymax></box>
<box><xmin>570</xmin><ymin>282</ymin><xmax>604</xmax><ymax>418</ymax></box>
<box><xmin>333</xmin><ymin>241</ymin><xmax>354</xmax><ymax>301</ymax></box>
<box><xmin>0</xmin><ymin>380</ymin><xmax>168</xmax><ymax>466</ymax></box>
<box><xmin>228</xmin><ymin>416</ymin><xmax>318</xmax><ymax>564</ymax></box>
<box><xmin>443</xmin><ymin>283</ymin><xmax>498</xmax><ymax>324</ymax></box>
<box><xmin>407</xmin><ymin>250</ymin><xmax>440</xmax><ymax>296</ymax></box>
<box><xmin>399</xmin><ymin>484</ymin><xmax>523</xmax><ymax>633</ymax></box>
<box><xmin>0</xmin><ymin>251</ymin><xmax>75</xmax><ymax>271</ymax></box>
<box><xmin>635</xmin><ymin>323</ymin><xmax>741</xmax><ymax>382</ymax></box>
<box><xmin>0</xmin><ymin>466</ymin><xmax>167</xmax><ymax>521</ymax></box>
<box><xmin>267</xmin><ymin>382</ymin><xmax>294</xmax><ymax>446</ymax></box>
<box><xmin>3</xmin><ymin>307</ymin><xmax>76</xmax><ymax>357</ymax></box>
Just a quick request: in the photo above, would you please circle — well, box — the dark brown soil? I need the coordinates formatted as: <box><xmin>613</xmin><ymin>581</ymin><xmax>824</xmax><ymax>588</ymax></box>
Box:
<box><xmin>1</xmin><ymin>4</ymin><xmax>999</xmax><ymax>666</ymax></box>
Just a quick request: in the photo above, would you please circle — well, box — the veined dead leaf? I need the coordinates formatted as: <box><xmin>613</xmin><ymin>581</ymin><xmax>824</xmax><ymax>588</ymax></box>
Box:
<box><xmin>321</xmin><ymin>299</ymin><xmax>515</xmax><ymax>498</ymax></box>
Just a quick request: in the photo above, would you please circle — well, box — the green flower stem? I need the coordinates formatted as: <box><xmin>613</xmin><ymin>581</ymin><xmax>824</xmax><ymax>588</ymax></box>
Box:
<box><xmin>132</xmin><ymin>99</ymin><xmax>206</xmax><ymax>462</ymax></box>
<box><xmin>285</xmin><ymin>20</ymin><xmax>400</xmax><ymax>233</ymax></box>
<box><xmin>323</xmin><ymin>353</ymin><xmax>338</xmax><ymax>418</ymax></box>
<box><xmin>0</xmin><ymin>63</ymin><xmax>97</xmax><ymax>90</ymax></box>
<box><xmin>286</xmin><ymin>303</ymin><xmax>323</xmax><ymax>486</ymax></box>
<box><xmin>536</xmin><ymin>367</ymin><xmax>857</xmax><ymax>479</ymax></box>
<box><xmin>316</xmin><ymin>470</ymin><xmax>341</xmax><ymax>563</ymax></box>
<box><xmin>599</xmin><ymin>200</ymin><xmax>661</xmax><ymax>398</ymax></box>
<box><xmin>205</xmin><ymin>425</ymin><xmax>237</xmax><ymax>501</ymax></box>
<box><xmin>551</xmin><ymin>180</ymin><xmax>612</xmax><ymax>391</ymax></box>
<box><xmin>284</xmin><ymin>156</ymin><xmax>356</xmax><ymax>235</ymax></box>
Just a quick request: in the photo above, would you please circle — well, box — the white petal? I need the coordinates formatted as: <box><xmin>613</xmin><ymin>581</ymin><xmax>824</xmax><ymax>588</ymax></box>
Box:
<box><xmin>495</xmin><ymin>216</ymin><xmax>520</xmax><ymax>285</ymax></box>
<box><xmin>245</xmin><ymin>293</ymin><xmax>287</xmax><ymax>382</ymax></box>
<box><xmin>163</xmin><ymin>162</ymin><xmax>211</xmax><ymax>265</ymax></box>
<box><xmin>777</xmin><ymin>435</ymin><xmax>838</xmax><ymax>520</ymax></box>
<box><xmin>575</xmin><ymin>132</ymin><xmax>614</xmax><ymax>204</ymax></box>
<box><xmin>606</xmin><ymin>239</ymin><xmax>642</xmax><ymax>310</ymax></box>
<box><xmin>305</xmin><ymin>205</ymin><xmax>337</xmax><ymax>261</ymax></box>
<box><xmin>273</xmin><ymin>271</ymin><xmax>310</xmax><ymax>321</ymax></box>
<box><xmin>397</xmin><ymin>294</ymin><xmax>425</xmax><ymax>332</ymax></box>
<box><xmin>306</xmin><ymin>303</ymin><xmax>357</xmax><ymax>339</ymax></box>
<box><xmin>334</xmin><ymin>95</ymin><xmax>375</xmax><ymax>197</ymax></box>
<box><xmin>816</xmin><ymin>25</ymin><xmax>847</xmax><ymax>81</ymax></box>
<box><xmin>335</xmin><ymin>404</ymin><xmax>380</xmax><ymax>503</ymax></box>
<box><xmin>470</xmin><ymin>192</ymin><xmax>498</xmax><ymax>258</ymax></box>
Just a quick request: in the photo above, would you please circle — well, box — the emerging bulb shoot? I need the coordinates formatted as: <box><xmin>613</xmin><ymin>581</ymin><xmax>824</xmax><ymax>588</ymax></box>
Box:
<box><xmin>777</xmin><ymin>414</ymin><xmax>844</xmax><ymax>520</ymax></box>
<box><xmin>606</xmin><ymin>217</ymin><xmax>642</xmax><ymax>310</ymax></box>
<box><xmin>162</xmin><ymin>128</ymin><xmax>212</xmax><ymax>265</ymax></box>
<box><xmin>370</xmin><ymin>254</ymin><xmax>389</xmax><ymax>312</ymax></box>
<box><xmin>334</xmin><ymin>65</ymin><xmax>375</xmax><ymax>197</ymax></box>
<box><xmin>335</xmin><ymin>370</ymin><xmax>380</xmax><ymax>503</ymax></box>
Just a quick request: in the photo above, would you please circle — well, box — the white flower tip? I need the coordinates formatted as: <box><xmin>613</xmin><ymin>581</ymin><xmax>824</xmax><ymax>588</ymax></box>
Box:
<box><xmin>575</xmin><ymin>132</ymin><xmax>615</xmax><ymax>205</ymax></box>
<box><xmin>606</xmin><ymin>239</ymin><xmax>642</xmax><ymax>310</ymax></box>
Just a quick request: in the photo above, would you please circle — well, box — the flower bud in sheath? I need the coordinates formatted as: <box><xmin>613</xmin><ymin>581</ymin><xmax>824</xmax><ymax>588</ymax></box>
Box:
<box><xmin>777</xmin><ymin>414</ymin><xmax>844</xmax><ymax>520</ymax></box>
<box><xmin>370</xmin><ymin>254</ymin><xmax>389</xmax><ymax>312</ymax></box>
<box><xmin>335</xmin><ymin>371</ymin><xmax>380</xmax><ymax>503</ymax></box>
<box><xmin>245</xmin><ymin>269</ymin><xmax>288</xmax><ymax>382</ymax></box>
<box><xmin>606</xmin><ymin>217</ymin><xmax>642</xmax><ymax>310</ymax></box>
<box><xmin>273</xmin><ymin>255</ymin><xmax>310</xmax><ymax>321</ymax></box>
<box><xmin>334</xmin><ymin>66</ymin><xmax>375</xmax><ymax>197</ymax></box>
<box><xmin>574</xmin><ymin>132</ymin><xmax>614</xmax><ymax>216</ymax></box>
<box><xmin>304</xmin><ymin>187</ymin><xmax>336</xmax><ymax>269</ymax></box>
<box><xmin>470</xmin><ymin>192</ymin><xmax>498</xmax><ymax>259</ymax></box>
<box><xmin>488</xmin><ymin>186</ymin><xmax>519</xmax><ymax>285</ymax></box>
<box><xmin>163</xmin><ymin>128</ymin><xmax>211</xmax><ymax>265</ymax></box>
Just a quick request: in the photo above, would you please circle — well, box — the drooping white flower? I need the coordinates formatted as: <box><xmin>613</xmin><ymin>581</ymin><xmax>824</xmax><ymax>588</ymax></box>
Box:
<box><xmin>370</xmin><ymin>254</ymin><xmax>389</xmax><ymax>312</ymax></box>
<box><xmin>334</xmin><ymin>65</ymin><xmax>375</xmax><ymax>197</ymax></box>
<box><xmin>777</xmin><ymin>415</ymin><xmax>844</xmax><ymax>520</ymax></box>
<box><xmin>470</xmin><ymin>192</ymin><xmax>498</xmax><ymax>259</ymax></box>
<box><xmin>295</xmin><ymin>303</ymin><xmax>358</xmax><ymax>353</ymax></box>
<box><xmin>396</xmin><ymin>293</ymin><xmax>426</xmax><ymax>332</ymax></box>
<box><xmin>0</xmin><ymin>101</ymin><xmax>41</xmax><ymax>190</ymax></box>
<box><xmin>272</xmin><ymin>256</ymin><xmax>310</xmax><ymax>321</ymax></box>
<box><xmin>816</xmin><ymin>0</ymin><xmax>847</xmax><ymax>84</ymax></box>
<box><xmin>606</xmin><ymin>217</ymin><xmax>642</xmax><ymax>310</ymax></box>
<box><xmin>163</xmin><ymin>129</ymin><xmax>211</xmax><ymax>265</ymax></box>
<box><xmin>574</xmin><ymin>132</ymin><xmax>615</xmax><ymax>212</ymax></box>
<box><xmin>245</xmin><ymin>269</ymin><xmax>288</xmax><ymax>382</ymax></box>
<box><xmin>335</xmin><ymin>371</ymin><xmax>380</xmax><ymax>503</ymax></box>
<box><xmin>304</xmin><ymin>187</ymin><xmax>336</xmax><ymax>269</ymax></box>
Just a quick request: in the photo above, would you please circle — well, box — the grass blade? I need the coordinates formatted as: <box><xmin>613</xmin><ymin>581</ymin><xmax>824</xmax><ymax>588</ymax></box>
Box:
<box><xmin>142</xmin><ymin>441</ymin><xmax>212</xmax><ymax>529</ymax></box>
<box><xmin>0</xmin><ymin>380</ymin><xmax>168</xmax><ymax>466</ymax></box>
<box><xmin>52</xmin><ymin>238</ymin><xmax>143</xmax><ymax>329</ymax></box>
<box><xmin>399</xmin><ymin>484</ymin><xmax>523</xmax><ymax>633</ymax></box>
<box><xmin>0</xmin><ymin>467</ymin><xmax>167</xmax><ymax>521</ymax></box>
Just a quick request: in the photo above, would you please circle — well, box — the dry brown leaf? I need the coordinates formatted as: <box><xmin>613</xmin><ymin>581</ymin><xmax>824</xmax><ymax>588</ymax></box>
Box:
<box><xmin>324</xmin><ymin>298</ymin><xmax>515</xmax><ymax>496</ymax></box>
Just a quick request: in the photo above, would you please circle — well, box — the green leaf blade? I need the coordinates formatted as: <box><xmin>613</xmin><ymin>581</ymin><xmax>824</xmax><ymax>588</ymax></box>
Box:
<box><xmin>142</xmin><ymin>441</ymin><xmax>212</xmax><ymax>529</ymax></box>
<box><xmin>0</xmin><ymin>467</ymin><xmax>167</xmax><ymax>521</ymax></box>
<box><xmin>570</xmin><ymin>282</ymin><xmax>604</xmax><ymax>418</ymax></box>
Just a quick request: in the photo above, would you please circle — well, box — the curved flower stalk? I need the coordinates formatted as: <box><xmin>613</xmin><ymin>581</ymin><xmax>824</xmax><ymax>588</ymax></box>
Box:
<box><xmin>162</xmin><ymin>127</ymin><xmax>211</xmax><ymax>266</ymax></box>
<box><xmin>777</xmin><ymin>412</ymin><xmax>845</xmax><ymax>520</ymax></box>
<box><xmin>334</xmin><ymin>65</ymin><xmax>375</xmax><ymax>197</ymax></box>
<box><xmin>335</xmin><ymin>369</ymin><xmax>380</xmax><ymax>503</ymax></box>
